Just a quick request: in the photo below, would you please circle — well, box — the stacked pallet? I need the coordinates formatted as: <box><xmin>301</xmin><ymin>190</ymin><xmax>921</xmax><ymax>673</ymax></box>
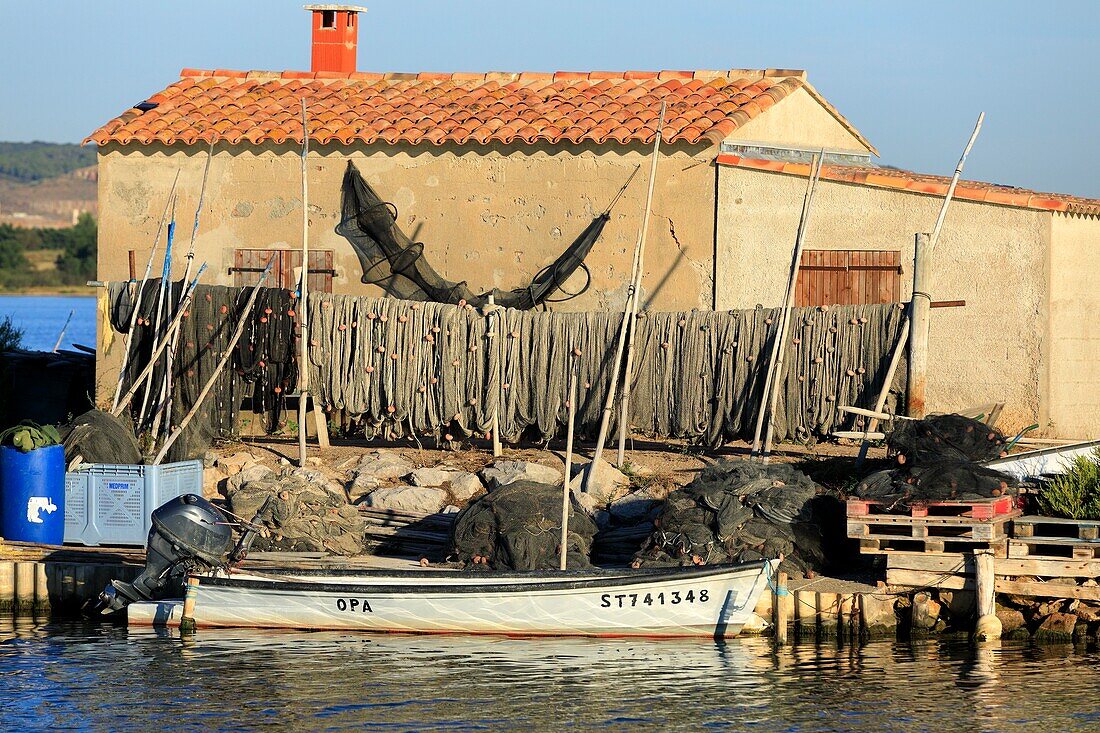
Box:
<box><xmin>847</xmin><ymin>496</ymin><xmax>1019</xmax><ymax>557</ymax></box>
<box><xmin>1009</xmin><ymin>516</ymin><xmax>1100</xmax><ymax>560</ymax></box>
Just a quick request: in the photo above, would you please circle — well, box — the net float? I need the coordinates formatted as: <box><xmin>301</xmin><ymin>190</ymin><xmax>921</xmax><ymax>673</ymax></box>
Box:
<box><xmin>387</xmin><ymin>405</ymin><xmax>396</xmax><ymax>413</ymax></box>
<box><xmin>365</xmin><ymin>366</ymin><xmax>374</xmax><ymax>373</ymax></box>
<box><xmin>264</xmin><ymin>308</ymin><xmax>272</xmax><ymax>315</ymax></box>
<box><xmin>260</xmin><ymin>317</ymin><xmax>268</xmax><ymax>323</ymax></box>
<box><xmin>338</xmin><ymin>324</ymin><xmax>346</xmax><ymax>331</ymax></box>
<box><xmin>398</xmin><ymin>315</ymin><xmax>408</xmax><ymax>323</ymax></box>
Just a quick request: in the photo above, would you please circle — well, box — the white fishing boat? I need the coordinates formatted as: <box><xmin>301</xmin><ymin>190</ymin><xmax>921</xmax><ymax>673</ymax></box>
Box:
<box><xmin>126</xmin><ymin>561</ymin><xmax>773</xmax><ymax>639</ymax></box>
<box><xmin>986</xmin><ymin>439</ymin><xmax>1100</xmax><ymax>481</ymax></box>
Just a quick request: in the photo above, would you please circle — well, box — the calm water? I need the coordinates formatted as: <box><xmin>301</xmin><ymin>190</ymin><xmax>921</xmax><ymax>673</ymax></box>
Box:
<box><xmin>1</xmin><ymin>615</ymin><xmax>1098</xmax><ymax>732</ymax></box>
<box><xmin>0</xmin><ymin>295</ymin><xmax>97</xmax><ymax>352</ymax></box>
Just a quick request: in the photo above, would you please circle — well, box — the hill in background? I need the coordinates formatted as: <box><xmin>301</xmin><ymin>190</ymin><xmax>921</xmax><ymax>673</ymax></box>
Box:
<box><xmin>0</xmin><ymin>141</ymin><xmax>96</xmax><ymax>183</ymax></box>
<box><xmin>0</xmin><ymin>141</ymin><xmax>97</xmax><ymax>230</ymax></box>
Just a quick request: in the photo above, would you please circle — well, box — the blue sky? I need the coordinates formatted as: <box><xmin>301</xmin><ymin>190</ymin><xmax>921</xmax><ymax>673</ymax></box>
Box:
<box><xmin>1</xmin><ymin>0</ymin><xmax>1097</xmax><ymax>196</ymax></box>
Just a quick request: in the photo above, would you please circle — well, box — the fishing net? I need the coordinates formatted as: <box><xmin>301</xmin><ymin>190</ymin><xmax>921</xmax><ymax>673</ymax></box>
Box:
<box><xmin>852</xmin><ymin>414</ymin><xmax>1017</xmax><ymax>506</ymax></box>
<box><xmin>449</xmin><ymin>480</ymin><xmax>598</xmax><ymax>570</ymax></box>
<box><xmin>108</xmin><ymin>281</ymin><xmax>298</xmax><ymax>460</ymax></box>
<box><xmin>61</xmin><ymin>409</ymin><xmax>141</xmax><ymax>465</ymax></box>
<box><xmin>888</xmin><ymin>413</ymin><xmax>1009</xmax><ymax>464</ymax></box>
<box><xmin>337</xmin><ymin>161</ymin><xmax>607</xmax><ymax>309</ymax></box>
<box><xmin>633</xmin><ymin>460</ymin><xmax>827</xmax><ymax>577</ymax></box>
<box><xmin>308</xmin><ymin>293</ymin><xmax>908</xmax><ymax>446</ymax></box>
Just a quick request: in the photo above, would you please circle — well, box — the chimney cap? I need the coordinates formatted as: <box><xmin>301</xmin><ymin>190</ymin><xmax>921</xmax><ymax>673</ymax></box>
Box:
<box><xmin>304</xmin><ymin>4</ymin><xmax>368</xmax><ymax>11</ymax></box>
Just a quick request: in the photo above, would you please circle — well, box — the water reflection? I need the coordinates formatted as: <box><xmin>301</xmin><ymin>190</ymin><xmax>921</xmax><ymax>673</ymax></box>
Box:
<box><xmin>2</xmin><ymin>613</ymin><xmax>1099</xmax><ymax>732</ymax></box>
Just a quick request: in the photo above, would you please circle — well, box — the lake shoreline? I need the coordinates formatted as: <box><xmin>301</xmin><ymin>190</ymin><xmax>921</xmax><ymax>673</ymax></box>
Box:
<box><xmin>0</xmin><ymin>288</ymin><xmax>93</xmax><ymax>296</ymax></box>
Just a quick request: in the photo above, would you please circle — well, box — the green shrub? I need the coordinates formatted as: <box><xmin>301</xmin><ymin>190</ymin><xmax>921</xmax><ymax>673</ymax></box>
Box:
<box><xmin>0</xmin><ymin>316</ymin><xmax>22</xmax><ymax>352</ymax></box>
<box><xmin>1036</xmin><ymin>449</ymin><xmax>1100</xmax><ymax>519</ymax></box>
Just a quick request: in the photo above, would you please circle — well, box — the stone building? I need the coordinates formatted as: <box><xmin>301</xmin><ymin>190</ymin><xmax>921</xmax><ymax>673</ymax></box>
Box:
<box><xmin>87</xmin><ymin>6</ymin><xmax>1099</xmax><ymax>438</ymax></box>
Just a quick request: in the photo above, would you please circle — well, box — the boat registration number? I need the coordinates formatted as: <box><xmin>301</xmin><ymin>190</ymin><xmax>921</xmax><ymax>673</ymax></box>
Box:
<box><xmin>335</xmin><ymin>597</ymin><xmax>374</xmax><ymax>613</ymax></box>
<box><xmin>600</xmin><ymin>589</ymin><xmax>709</xmax><ymax>608</ymax></box>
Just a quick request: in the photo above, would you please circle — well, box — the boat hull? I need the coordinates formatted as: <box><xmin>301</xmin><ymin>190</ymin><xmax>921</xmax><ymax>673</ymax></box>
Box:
<box><xmin>128</xmin><ymin>562</ymin><xmax>772</xmax><ymax>639</ymax></box>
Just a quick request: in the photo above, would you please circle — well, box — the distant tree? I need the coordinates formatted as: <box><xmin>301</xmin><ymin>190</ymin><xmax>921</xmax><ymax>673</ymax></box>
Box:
<box><xmin>0</xmin><ymin>316</ymin><xmax>22</xmax><ymax>351</ymax></box>
<box><xmin>54</xmin><ymin>212</ymin><xmax>98</xmax><ymax>283</ymax></box>
<box><xmin>0</xmin><ymin>235</ymin><xmax>30</xmax><ymax>272</ymax></box>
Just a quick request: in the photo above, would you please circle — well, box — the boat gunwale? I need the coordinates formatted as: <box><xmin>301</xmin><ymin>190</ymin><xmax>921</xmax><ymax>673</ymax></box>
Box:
<box><xmin>201</xmin><ymin>560</ymin><xmax>769</xmax><ymax>595</ymax></box>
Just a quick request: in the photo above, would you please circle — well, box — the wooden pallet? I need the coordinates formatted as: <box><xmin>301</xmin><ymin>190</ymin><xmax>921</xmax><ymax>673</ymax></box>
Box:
<box><xmin>847</xmin><ymin>509</ymin><xmax>1018</xmax><ymax>543</ymax></box>
<box><xmin>1012</xmin><ymin>515</ymin><xmax>1100</xmax><ymax>541</ymax></box>
<box><xmin>884</xmin><ymin>551</ymin><xmax>1100</xmax><ymax>598</ymax></box>
<box><xmin>1008</xmin><ymin>537</ymin><xmax>1100</xmax><ymax>560</ymax></box>
<box><xmin>846</xmin><ymin>495</ymin><xmax>1018</xmax><ymax>520</ymax></box>
<box><xmin>859</xmin><ymin>536</ymin><xmax>1007</xmax><ymax>557</ymax></box>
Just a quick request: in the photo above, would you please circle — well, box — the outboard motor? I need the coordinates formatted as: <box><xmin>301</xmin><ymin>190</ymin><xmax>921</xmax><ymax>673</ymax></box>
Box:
<box><xmin>99</xmin><ymin>494</ymin><xmax>236</xmax><ymax>614</ymax></box>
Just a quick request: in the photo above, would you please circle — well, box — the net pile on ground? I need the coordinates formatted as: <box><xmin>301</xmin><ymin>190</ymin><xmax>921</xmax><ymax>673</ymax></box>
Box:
<box><xmin>632</xmin><ymin>460</ymin><xmax>826</xmax><ymax>577</ymax></box>
<box><xmin>307</xmin><ymin>293</ymin><xmax>908</xmax><ymax>446</ymax></box>
<box><xmin>109</xmin><ymin>281</ymin><xmax>298</xmax><ymax>459</ymax></box>
<box><xmin>62</xmin><ymin>409</ymin><xmax>141</xmax><ymax>465</ymax></box>
<box><xmin>449</xmin><ymin>480</ymin><xmax>598</xmax><ymax>570</ymax></box>
<box><xmin>853</xmin><ymin>414</ymin><xmax>1016</xmax><ymax>507</ymax></box>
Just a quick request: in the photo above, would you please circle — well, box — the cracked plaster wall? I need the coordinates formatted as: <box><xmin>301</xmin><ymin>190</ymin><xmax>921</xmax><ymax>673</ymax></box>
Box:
<box><xmin>95</xmin><ymin>141</ymin><xmax>718</xmax><ymax>404</ymax></box>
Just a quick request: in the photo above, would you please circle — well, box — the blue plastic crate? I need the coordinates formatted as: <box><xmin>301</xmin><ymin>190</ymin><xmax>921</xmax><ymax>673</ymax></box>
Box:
<box><xmin>64</xmin><ymin>460</ymin><xmax>203</xmax><ymax>546</ymax></box>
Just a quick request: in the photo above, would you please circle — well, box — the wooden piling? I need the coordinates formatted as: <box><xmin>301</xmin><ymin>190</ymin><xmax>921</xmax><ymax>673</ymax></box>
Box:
<box><xmin>14</xmin><ymin>562</ymin><xmax>35</xmax><ymax>609</ymax></box>
<box><xmin>817</xmin><ymin>592</ymin><xmax>840</xmax><ymax>637</ymax></box>
<box><xmin>974</xmin><ymin>549</ymin><xmax>1002</xmax><ymax>640</ymax></box>
<box><xmin>794</xmin><ymin>590</ymin><xmax>816</xmax><ymax>638</ymax></box>
<box><xmin>0</xmin><ymin>561</ymin><xmax>14</xmax><ymax>610</ymax></box>
<box><xmin>773</xmin><ymin>571</ymin><xmax>791</xmax><ymax>644</ymax></box>
<box><xmin>907</xmin><ymin>232</ymin><xmax>931</xmax><ymax>418</ymax></box>
<box><xmin>34</xmin><ymin>563</ymin><xmax>49</xmax><ymax>611</ymax></box>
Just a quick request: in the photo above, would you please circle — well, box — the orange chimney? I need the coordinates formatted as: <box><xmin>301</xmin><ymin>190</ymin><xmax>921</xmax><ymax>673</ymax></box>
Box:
<box><xmin>305</xmin><ymin>5</ymin><xmax>366</xmax><ymax>74</ymax></box>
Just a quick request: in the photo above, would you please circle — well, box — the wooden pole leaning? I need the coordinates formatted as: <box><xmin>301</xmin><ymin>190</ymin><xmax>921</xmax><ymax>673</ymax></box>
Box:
<box><xmin>153</xmin><ymin>255</ymin><xmax>276</xmax><ymax>464</ymax></box>
<box><xmin>751</xmin><ymin>154</ymin><xmax>822</xmax><ymax>456</ymax></box>
<box><xmin>613</xmin><ymin>107</ymin><xmax>667</xmax><ymax>469</ymax></box>
<box><xmin>588</xmin><ymin>103</ymin><xmax>666</xmax><ymax>484</ymax></box>
<box><xmin>111</xmin><ymin>170</ymin><xmax>181</xmax><ymax>412</ymax></box>
<box><xmin>158</xmin><ymin>139</ymin><xmax>216</xmax><ymax>441</ymax></box>
<box><xmin>761</xmin><ymin>153</ymin><xmax>825</xmax><ymax>459</ymax></box>
<box><xmin>298</xmin><ymin>99</ymin><xmax>312</xmax><ymax>466</ymax></box>
<box><xmin>112</xmin><ymin>263</ymin><xmax>208</xmax><ymax>417</ymax></box>
<box><xmin>136</xmin><ymin>197</ymin><xmax>178</xmax><ymax>432</ymax></box>
<box><xmin>488</xmin><ymin>294</ymin><xmax>502</xmax><ymax>458</ymax></box>
<box><xmin>907</xmin><ymin>111</ymin><xmax>983</xmax><ymax>418</ymax></box>
<box><xmin>559</xmin><ymin>348</ymin><xmax>580</xmax><ymax>571</ymax></box>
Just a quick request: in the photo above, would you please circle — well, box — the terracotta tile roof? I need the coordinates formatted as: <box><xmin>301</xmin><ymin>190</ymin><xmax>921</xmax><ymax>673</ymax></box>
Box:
<box><xmin>716</xmin><ymin>154</ymin><xmax>1100</xmax><ymax>216</ymax></box>
<box><xmin>84</xmin><ymin>68</ymin><xmax>870</xmax><ymax>150</ymax></box>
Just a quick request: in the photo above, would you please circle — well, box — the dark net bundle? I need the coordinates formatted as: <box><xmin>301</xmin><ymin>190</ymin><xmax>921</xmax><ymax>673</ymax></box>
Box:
<box><xmin>61</xmin><ymin>409</ymin><xmax>141</xmax><ymax>465</ymax></box>
<box><xmin>108</xmin><ymin>281</ymin><xmax>298</xmax><ymax>461</ymax></box>
<box><xmin>449</xmin><ymin>480</ymin><xmax>598</xmax><ymax>570</ymax></box>
<box><xmin>888</xmin><ymin>413</ymin><xmax>1009</xmax><ymax>464</ymax></box>
<box><xmin>634</xmin><ymin>460</ymin><xmax>826</xmax><ymax>577</ymax></box>
<box><xmin>852</xmin><ymin>413</ymin><xmax>1017</xmax><ymax>507</ymax></box>
<box><xmin>337</xmin><ymin>161</ymin><xmax>608</xmax><ymax>309</ymax></box>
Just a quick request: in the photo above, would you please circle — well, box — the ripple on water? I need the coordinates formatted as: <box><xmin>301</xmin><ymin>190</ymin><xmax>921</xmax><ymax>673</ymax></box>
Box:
<box><xmin>1</xmin><ymin>615</ymin><xmax>1100</xmax><ymax>732</ymax></box>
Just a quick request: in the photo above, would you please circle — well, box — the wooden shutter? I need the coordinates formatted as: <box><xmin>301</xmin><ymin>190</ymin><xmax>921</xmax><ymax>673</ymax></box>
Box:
<box><xmin>232</xmin><ymin>249</ymin><xmax>334</xmax><ymax>293</ymax></box>
<box><xmin>796</xmin><ymin>249</ymin><xmax>901</xmax><ymax>307</ymax></box>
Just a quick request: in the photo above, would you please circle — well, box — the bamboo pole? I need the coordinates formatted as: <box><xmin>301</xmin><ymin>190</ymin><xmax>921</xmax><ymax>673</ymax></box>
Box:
<box><xmin>51</xmin><ymin>310</ymin><xmax>74</xmax><ymax>353</ymax></box>
<box><xmin>158</xmin><ymin>140</ymin><xmax>216</xmax><ymax>440</ymax></box>
<box><xmin>153</xmin><ymin>256</ymin><xmax>275</xmax><ymax>464</ymax></box>
<box><xmin>298</xmin><ymin>99</ymin><xmax>311</xmax><ymax>467</ymax></box>
<box><xmin>908</xmin><ymin>113</ymin><xmax>983</xmax><ymax>418</ymax></box>
<box><xmin>135</xmin><ymin>198</ymin><xmax>177</xmax><ymax>431</ymax></box>
<box><xmin>588</xmin><ymin>102</ymin><xmax>665</xmax><ymax>483</ymax></box>
<box><xmin>488</xmin><ymin>293</ymin><xmax>502</xmax><ymax>458</ymax></box>
<box><xmin>112</xmin><ymin>264</ymin><xmax>207</xmax><ymax>417</ymax></box>
<box><xmin>110</xmin><ymin>171</ymin><xmax>180</xmax><ymax>412</ymax></box>
<box><xmin>751</xmin><ymin>155</ymin><xmax>822</xmax><ymax>456</ymax></box>
<box><xmin>559</xmin><ymin>348</ymin><xmax>580</xmax><ymax>571</ymax></box>
<box><xmin>760</xmin><ymin>153</ymin><xmax>825</xmax><ymax>458</ymax></box>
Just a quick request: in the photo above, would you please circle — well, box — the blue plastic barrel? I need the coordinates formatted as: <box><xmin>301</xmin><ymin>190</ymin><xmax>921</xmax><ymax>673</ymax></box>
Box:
<box><xmin>0</xmin><ymin>444</ymin><xmax>66</xmax><ymax>544</ymax></box>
